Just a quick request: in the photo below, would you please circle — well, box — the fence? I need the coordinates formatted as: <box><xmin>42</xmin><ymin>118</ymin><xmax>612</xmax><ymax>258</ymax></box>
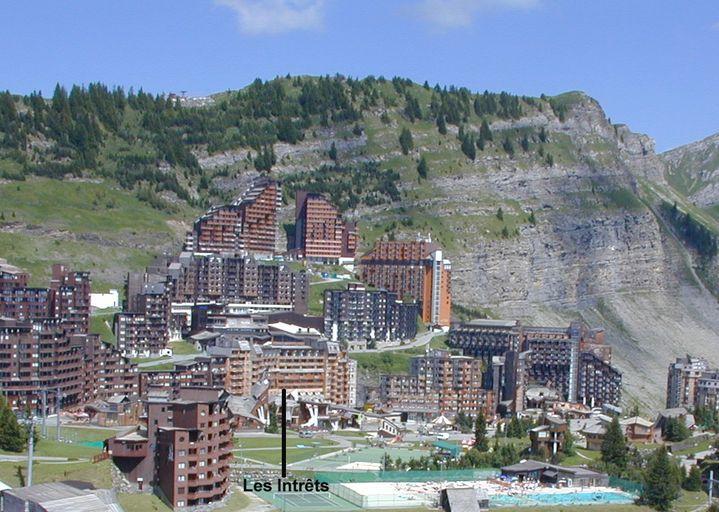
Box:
<box><xmin>608</xmin><ymin>476</ymin><xmax>643</xmax><ymax>495</ymax></box>
<box><xmin>316</xmin><ymin>468</ymin><xmax>499</xmax><ymax>484</ymax></box>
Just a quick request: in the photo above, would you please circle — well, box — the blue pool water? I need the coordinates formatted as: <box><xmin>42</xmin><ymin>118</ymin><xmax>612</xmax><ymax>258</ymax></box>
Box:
<box><xmin>491</xmin><ymin>490</ymin><xmax>635</xmax><ymax>507</ymax></box>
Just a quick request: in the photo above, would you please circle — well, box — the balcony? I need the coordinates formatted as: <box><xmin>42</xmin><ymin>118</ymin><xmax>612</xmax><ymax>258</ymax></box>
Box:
<box><xmin>108</xmin><ymin>438</ymin><xmax>148</xmax><ymax>458</ymax></box>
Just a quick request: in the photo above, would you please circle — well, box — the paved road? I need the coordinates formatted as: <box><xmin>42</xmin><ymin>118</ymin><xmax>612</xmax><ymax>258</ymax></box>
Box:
<box><xmin>352</xmin><ymin>329</ymin><xmax>444</xmax><ymax>353</ymax></box>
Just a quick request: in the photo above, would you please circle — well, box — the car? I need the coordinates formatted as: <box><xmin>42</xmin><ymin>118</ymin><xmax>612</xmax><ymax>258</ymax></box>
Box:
<box><xmin>298</xmin><ymin>430</ymin><xmax>315</xmax><ymax>438</ymax></box>
<box><xmin>436</xmin><ymin>432</ymin><xmax>450</xmax><ymax>440</ymax></box>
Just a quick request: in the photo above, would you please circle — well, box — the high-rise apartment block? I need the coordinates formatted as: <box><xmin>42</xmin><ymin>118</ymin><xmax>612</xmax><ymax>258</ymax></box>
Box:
<box><xmin>170</xmin><ymin>252</ymin><xmax>308</xmax><ymax>313</ymax></box>
<box><xmin>359</xmin><ymin>239</ymin><xmax>451</xmax><ymax>327</ymax></box>
<box><xmin>115</xmin><ymin>279</ymin><xmax>171</xmax><ymax>357</ymax></box>
<box><xmin>190</xmin><ymin>177</ymin><xmax>281</xmax><ymax>255</ymax></box>
<box><xmin>380</xmin><ymin>349</ymin><xmax>493</xmax><ymax>417</ymax></box>
<box><xmin>0</xmin><ymin>260</ymin><xmax>90</xmax><ymax>334</ymax></box>
<box><xmin>0</xmin><ymin>261</ymin><xmax>138</xmax><ymax>411</ymax></box>
<box><xmin>666</xmin><ymin>355</ymin><xmax>709</xmax><ymax>409</ymax></box>
<box><xmin>449</xmin><ymin>320</ymin><xmax>621</xmax><ymax>411</ymax></box>
<box><xmin>108</xmin><ymin>387</ymin><xmax>233</xmax><ymax>509</ymax></box>
<box><xmin>323</xmin><ymin>283</ymin><xmax>418</xmax><ymax>346</ymax></box>
<box><xmin>291</xmin><ymin>191</ymin><xmax>357</xmax><ymax>263</ymax></box>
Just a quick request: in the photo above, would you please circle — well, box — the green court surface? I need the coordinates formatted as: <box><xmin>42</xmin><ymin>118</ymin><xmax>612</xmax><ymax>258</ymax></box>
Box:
<box><xmin>257</xmin><ymin>491</ymin><xmax>359</xmax><ymax>512</ymax></box>
<box><xmin>290</xmin><ymin>446</ymin><xmax>431</xmax><ymax>471</ymax></box>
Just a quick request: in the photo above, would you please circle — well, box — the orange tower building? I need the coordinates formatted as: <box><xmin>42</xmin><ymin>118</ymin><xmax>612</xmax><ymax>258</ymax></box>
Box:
<box><xmin>359</xmin><ymin>239</ymin><xmax>451</xmax><ymax>327</ymax></box>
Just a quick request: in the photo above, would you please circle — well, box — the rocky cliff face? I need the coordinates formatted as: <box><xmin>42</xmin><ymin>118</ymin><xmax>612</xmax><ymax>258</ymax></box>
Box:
<box><xmin>662</xmin><ymin>132</ymin><xmax>719</xmax><ymax>207</ymax></box>
<box><xmin>228</xmin><ymin>91</ymin><xmax>719</xmax><ymax>410</ymax></box>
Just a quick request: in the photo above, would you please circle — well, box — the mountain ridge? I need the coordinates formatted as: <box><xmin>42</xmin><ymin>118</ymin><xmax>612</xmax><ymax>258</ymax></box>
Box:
<box><xmin>1</xmin><ymin>75</ymin><xmax>718</xmax><ymax>410</ymax></box>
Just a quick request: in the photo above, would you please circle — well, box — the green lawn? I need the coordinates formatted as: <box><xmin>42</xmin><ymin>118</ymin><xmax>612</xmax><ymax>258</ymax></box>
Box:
<box><xmin>308</xmin><ymin>280</ymin><xmax>360</xmax><ymax>316</ymax></box>
<box><xmin>0</xmin><ymin>426</ymin><xmax>123</xmax><ymax>459</ymax></box>
<box><xmin>562</xmin><ymin>448</ymin><xmax>602</xmax><ymax>466</ymax></box>
<box><xmin>350</xmin><ymin>351</ymin><xmax>416</xmax><ymax>375</ymax></box>
<box><xmin>0</xmin><ymin>460</ymin><xmax>113</xmax><ymax>488</ymax></box>
<box><xmin>240</xmin><ymin>446</ymin><xmax>340</xmax><ymax>465</ymax></box>
<box><xmin>0</xmin><ymin>178</ymin><xmax>194</xmax><ymax>290</ymax></box>
<box><xmin>169</xmin><ymin>340</ymin><xmax>200</xmax><ymax>355</ymax></box>
<box><xmin>233</xmin><ymin>435</ymin><xmax>337</xmax><ymax>450</ymax></box>
<box><xmin>429</xmin><ymin>334</ymin><xmax>450</xmax><ymax>350</ymax></box>
<box><xmin>90</xmin><ymin>313</ymin><xmax>116</xmax><ymax>344</ymax></box>
<box><xmin>118</xmin><ymin>486</ymin><xmax>251</xmax><ymax>512</ymax></box>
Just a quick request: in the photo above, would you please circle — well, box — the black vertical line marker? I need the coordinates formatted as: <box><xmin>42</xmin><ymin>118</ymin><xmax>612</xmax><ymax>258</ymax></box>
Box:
<box><xmin>281</xmin><ymin>388</ymin><xmax>287</xmax><ymax>478</ymax></box>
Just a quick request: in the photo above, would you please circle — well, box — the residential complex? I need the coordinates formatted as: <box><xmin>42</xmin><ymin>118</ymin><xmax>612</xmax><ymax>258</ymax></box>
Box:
<box><xmin>207</xmin><ymin>335</ymin><xmax>353</xmax><ymax>405</ymax></box>
<box><xmin>359</xmin><ymin>239</ymin><xmax>451</xmax><ymax>327</ymax></box>
<box><xmin>291</xmin><ymin>191</ymin><xmax>357</xmax><ymax>263</ymax></box>
<box><xmin>448</xmin><ymin>319</ymin><xmax>622</xmax><ymax>412</ymax></box>
<box><xmin>666</xmin><ymin>355</ymin><xmax>719</xmax><ymax>411</ymax></box>
<box><xmin>188</xmin><ymin>177</ymin><xmax>282</xmax><ymax>255</ymax></box>
<box><xmin>0</xmin><ymin>260</ymin><xmax>90</xmax><ymax>334</ymax></box>
<box><xmin>380</xmin><ymin>349</ymin><xmax>493</xmax><ymax>418</ymax></box>
<box><xmin>108</xmin><ymin>387</ymin><xmax>233</xmax><ymax>509</ymax></box>
<box><xmin>115</xmin><ymin>279</ymin><xmax>172</xmax><ymax>357</ymax></box>
<box><xmin>323</xmin><ymin>283</ymin><xmax>418</xmax><ymax>347</ymax></box>
<box><xmin>0</xmin><ymin>261</ymin><xmax>137</xmax><ymax>411</ymax></box>
<box><xmin>170</xmin><ymin>252</ymin><xmax>308</xmax><ymax>313</ymax></box>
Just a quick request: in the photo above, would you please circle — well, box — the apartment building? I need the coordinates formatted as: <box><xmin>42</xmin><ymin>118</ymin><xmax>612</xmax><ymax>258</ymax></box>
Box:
<box><xmin>449</xmin><ymin>320</ymin><xmax>622</xmax><ymax>411</ymax></box>
<box><xmin>170</xmin><ymin>252</ymin><xmax>309</xmax><ymax>314</ymax></box>
<box><xmin>115</xmin><ymin>280</ymin><xmax>171</xmax><ymax>357</ymax></box>
<box><xmin>323</xmin><ymin>283</ymin><xmax>418</xmax><ymax>346</ymax></box>
<box><xmin>145</xmin><ymin>334</ymin><xmax>355</xmax><ymax>406</ymax></box>
<box><xmin>0</xmin><ymin>261</ymin><xmax>90</xmax><ymax>334</ymax></box>
<box><xmin>666</xmin><ymin>355</ymin><xmax>710</xmax><ymax>409</ymax></box>
<box><xmin>697</xmin><ymin>370</ymin><xmax>719</xmax><ymax>412</ymax></box>
<box><xmin>0</xmin><ymin>318</ymin><xmax>138</xmax><ymax>411</ymax></box>
<box><xmin>0</xmin><ymin>261</ymin><xmax>137</xmax><ymax>411</ymax></box>
<box><xmin>359</xmin><ymin>239</ymin><xmax>451</xmax><ymax>327</ymax></box>
<box><xmin>190</xmin><ymin>177</ymin><xmax>281</xmax><ymax>255</ymax></box>
<box><xmin>291</xmin><ymin>191</ymin><xmax>357</xmax><ymax>262</ymax></box>
<box><xmin>380</xmin><ymin>350</ymin><xmax>493</xmax><ymax>418</ymax></box>
<box><xmin>108</xmin><ymin>387</ymin><xmax>233</xmax><ymax>509</ymax></box>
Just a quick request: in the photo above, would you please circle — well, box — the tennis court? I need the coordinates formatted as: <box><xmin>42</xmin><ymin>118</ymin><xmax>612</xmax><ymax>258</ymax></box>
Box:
<box><xmin>290</xmin><ymin>446</ymin><xmax>432</xmax><ymax>471</ymax></box>
<box><xmin>256</xmin><ymin>490</ymin><xmax>360</xmax><ymax>511</ymax></box>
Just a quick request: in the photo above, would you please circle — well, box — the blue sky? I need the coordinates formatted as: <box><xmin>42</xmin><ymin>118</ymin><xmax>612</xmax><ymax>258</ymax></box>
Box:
<box><xmin>2</xmin><ymin>0</ymin><xmax>717</xmax><ymax>151</ymax></box>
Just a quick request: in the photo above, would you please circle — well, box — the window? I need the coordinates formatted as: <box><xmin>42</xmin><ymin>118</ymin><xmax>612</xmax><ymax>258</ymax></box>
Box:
<box><xmin>178</xmin><ymin>488</ymin><xmax>185</xmax><ymax>494</ymax></box>
<box><xmin>176</xmin><ymin>501</ymin><xmax>185</xmax><ymax>507</ymax></box>
<box><xmin>178</xmin><ymin>475</ymin><xmax>186</xmax><ymax>482</ymax></box>
<box><xmin>178</xmin><ymin>450</ymin><xmax>186</xmax><ymax>457</ymax></box>
<box><xmin>177</xmin><ymin>462</ymin><xmax>186</xmax><ymax>469</ymax></box>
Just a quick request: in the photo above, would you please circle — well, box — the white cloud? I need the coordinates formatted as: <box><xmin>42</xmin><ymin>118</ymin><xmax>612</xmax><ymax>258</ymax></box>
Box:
<box><xmin>415</xmin><ymin>0</ymin><xmax>539</xmax><ymax>29</ymax></box>
<box><xmin>216</xmin><ymin>0</ymin><xmax>326</xmax><ymax>35</ymax></box>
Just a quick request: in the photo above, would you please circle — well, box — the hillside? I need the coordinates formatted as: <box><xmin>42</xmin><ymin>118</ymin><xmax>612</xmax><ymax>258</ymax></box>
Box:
<box><xmin>1</xmin><ymin>76</ymin><xmax>719</xmax><ymax>409</ymax></box>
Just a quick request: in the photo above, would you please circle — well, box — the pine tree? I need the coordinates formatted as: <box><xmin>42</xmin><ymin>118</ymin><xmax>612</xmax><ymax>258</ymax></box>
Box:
<box><xmin>683</xmin><ymin>465</ymin><xmax>702</xmax><ymax>492</ymax></box>
<box><xmin>328</xmin><ymin>142</ymin><xmax>338</xmax><ymax>162</ymax></box>
<box><xmin>399</xmin><ymin>127</ymin><xmax>413</xmax><ymax>155</ymax></box>
<box><xmin>480</xmin><ymin>119</ymin><xmax>493</xmax><ymax>142</ymax></box>
<box><xmin>563</xmin><ymin>431</ymin><xmax>575</xmax><ymax>456</ymax></box>
<box><xmin>664</xmin><ymin>417</ymin><xmax>690</xmax><ymax>442</ymax></box>
<box><xmin>265</xmin><ymin>404</ymin><xmax>279</xmax><ymax>434</ymax></box>
<box><xmin>0</xmin><ymin>397</ymin><xmax>27</xmax><ymax>452</ymax></box>
<box><xmin>436</xmin><ymin>115</ymin><xmax>447</xmax><ymax>135</ymax></box>
<box><xmin>496</xmin><ymin>207</ymin><xmax>504</xmax><ymax>221</ymax></box>
<box><xmin>417</xmin><ymin>155</ymin><xmax>429</xmax><ymax>180</ymax></box>
<box><xmin>474</xmin><ymin>412</ymin><xmax>489</xmax><ymax>452</ymax></box>
<box><xmin>601</xmin><ymin>416</ymin><xmax>628</xmax><ymax>472</ymax></box>
<box><xmin>528</xmin><ymin>210</ymin><xmax>536</xmax><ymax>225</ymax></box>
<box><xmin>641</xmin><ymin>446</ymin><xmax>681</xmax><ymax>511</ymax></box>
<box><xmin>460</xmin><ymin>132</ymin><xmax>476</xmax><ymax>161</ymax></box>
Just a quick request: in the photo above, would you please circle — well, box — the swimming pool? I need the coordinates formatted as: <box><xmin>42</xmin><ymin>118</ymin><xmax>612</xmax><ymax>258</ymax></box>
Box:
<box><xmin>491</xmin><ymin>490</ymin><xmax>635</xmax><ymax>507</ymax></box>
